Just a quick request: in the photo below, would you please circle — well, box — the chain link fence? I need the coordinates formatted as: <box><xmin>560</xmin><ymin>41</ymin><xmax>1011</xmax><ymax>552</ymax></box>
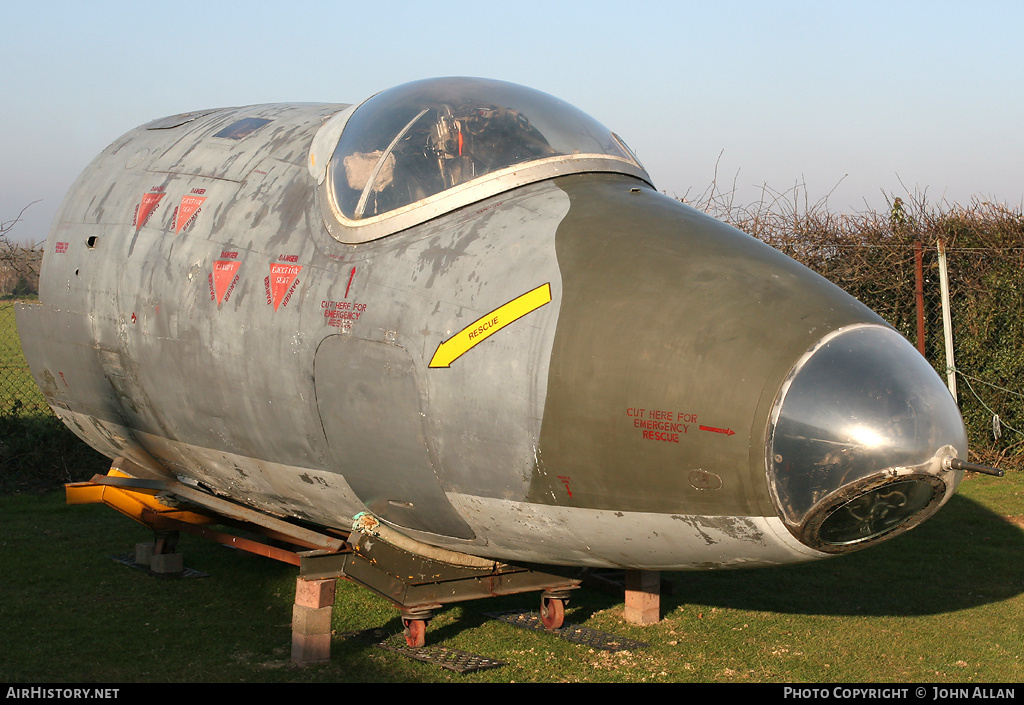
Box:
<box><xmin>1</xmin><ymin>300</ymin><xmax>48</xmax><ymax>417</ymax></box>
<box><xmin>0</xmin><ymin>241</ymin><xmax>107</xmax><ymax>494</ymax></box>
<box><xmin>1</xmin><ymin>240</ymin><xmax>46</xmax><ymax>417</ymax></box>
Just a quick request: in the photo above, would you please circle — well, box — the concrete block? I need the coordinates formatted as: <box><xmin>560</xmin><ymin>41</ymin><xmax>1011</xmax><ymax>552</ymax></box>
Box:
<box><xmin>292</xmin><ymin>604</ymin><xmax>332</xmax><ymax>636</ymax></box>
<box><xmin>135</xmin><ymin>543</ymin><xmax>155</xmax><ymax>566</ymax></box>
<box><xmin>291</xmin><ymin>632</ymin><xmax>331</xmax><ymax>666</ymax></box>
<box><xmin>624</xmin><ymin>569</ymin><xmax>661</xmax><ymax>625</ymax></box>
<box><xmin>295</xmin><ymin>577</ymin><xmax>336</xmax><ymax>609</ymax></box>
<box><xmin>150</xmin><ymin>552</ymin><xmax>183</xmax><ymax>575</ymax></box>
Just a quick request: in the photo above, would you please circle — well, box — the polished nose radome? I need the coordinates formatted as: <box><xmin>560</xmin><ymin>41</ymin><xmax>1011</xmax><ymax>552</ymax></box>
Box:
<box><xmin>767</xmin><ymin>324</ymin><xmax>967</xmax><ymax>553</ymax></box>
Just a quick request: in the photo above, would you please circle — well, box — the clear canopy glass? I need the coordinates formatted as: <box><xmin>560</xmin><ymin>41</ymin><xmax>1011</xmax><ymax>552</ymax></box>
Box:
<box><xmin>767</xmin><ymin>324</ymin><xmax>966</xmax><ymax>552</ymax></box>
<box><xmin>327</xmin><ymin>77</ymin><xmax>643</xmax><ymax>222</ymax></box>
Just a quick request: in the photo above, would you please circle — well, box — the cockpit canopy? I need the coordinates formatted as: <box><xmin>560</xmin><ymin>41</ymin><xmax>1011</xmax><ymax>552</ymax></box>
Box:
<box><xmin>316</xmin><ymin>77</ymin><xmax>651</xmax><ymax>243</ymax></box>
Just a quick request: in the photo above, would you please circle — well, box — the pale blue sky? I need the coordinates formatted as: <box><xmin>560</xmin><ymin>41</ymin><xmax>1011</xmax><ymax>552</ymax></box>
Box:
<box><xmin>2</xmin><ymin>0</ymin><xmax>1021</xmax><ymax>243</ymax></box>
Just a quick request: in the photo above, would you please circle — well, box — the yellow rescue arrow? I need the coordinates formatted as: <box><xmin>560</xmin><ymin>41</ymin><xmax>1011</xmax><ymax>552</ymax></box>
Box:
<box><xmin>429</xmin><ymin>283</ymin><xmax>552</xmax><ymax>368</ymax></box>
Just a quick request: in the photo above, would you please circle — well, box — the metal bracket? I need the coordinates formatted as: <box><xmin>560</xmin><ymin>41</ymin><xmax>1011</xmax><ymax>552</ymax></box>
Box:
<box><xmin>300</xmin><ymin>529</ymin><xmax>582</xmax><ymax>612</ymax></box>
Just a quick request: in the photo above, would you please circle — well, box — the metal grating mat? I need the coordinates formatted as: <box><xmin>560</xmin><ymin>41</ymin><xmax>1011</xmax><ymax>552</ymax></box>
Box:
<box><xmin>110</xmin><ymin>554</ymin><xmax>208</xmax><ymax>579</ymax></box>
<box><xmin>486</xmin><ymin>609</ymin><xmax>649</xmax><ymax>651</ymax></box>
<box><xmin>376</xmin><ymin>641</ymin><xmax>506</xmax><ymax>673</ymax></box>
<box><xmin>339</xmin><ymin>628</ymin><xmax>506</xmax><ymax>673</ymax></box>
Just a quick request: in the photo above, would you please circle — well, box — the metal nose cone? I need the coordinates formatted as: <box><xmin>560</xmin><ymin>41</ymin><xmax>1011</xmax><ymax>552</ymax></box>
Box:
<box><xmin>766</xmin><ymin>324</ymin><xmax>967</xmax><ymax>553</ymax></box>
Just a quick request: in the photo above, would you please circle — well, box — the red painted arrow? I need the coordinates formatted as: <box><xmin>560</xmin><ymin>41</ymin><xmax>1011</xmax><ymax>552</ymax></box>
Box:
<box><xmin>700</xmin><ymin>425</ymin><xmax>735</xmax><ymax>436</ymax></box>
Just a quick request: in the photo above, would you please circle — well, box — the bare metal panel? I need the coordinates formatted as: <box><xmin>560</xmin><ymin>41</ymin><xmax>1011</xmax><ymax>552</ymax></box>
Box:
<box><xmin>315</xmin><ymin>336</ymin><xmax>474</xmax><ymax>538</ymax></box>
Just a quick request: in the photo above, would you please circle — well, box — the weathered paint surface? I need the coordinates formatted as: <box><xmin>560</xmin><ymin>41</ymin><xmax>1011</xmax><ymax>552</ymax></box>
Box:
<box><xmin>531</xmin><ymin>175</ymin><xmax>882</xmax><ymax>520</ymax></box>
<box><xmin>17</xmin><ymin>89</ymin><xmax>967</xmax><ymax>571</ymax></box>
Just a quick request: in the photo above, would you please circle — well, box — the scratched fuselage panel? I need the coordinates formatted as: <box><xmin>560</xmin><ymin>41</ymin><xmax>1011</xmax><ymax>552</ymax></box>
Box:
<box><xmin>110</xmin><ymin>107</ymin><xmax>345</xmax><ymax>484</ymax></box>
<box><xmin>35</xmin><ymin>107</ymin><xmax>336</xmax><ymax>481</ymax></box>
<box><xmin>33</xmin><ymin>102</ymin><xmax>569</xmax><ymax>535</ymax></box>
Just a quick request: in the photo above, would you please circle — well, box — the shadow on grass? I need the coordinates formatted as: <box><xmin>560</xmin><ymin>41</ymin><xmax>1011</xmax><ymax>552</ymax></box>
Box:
<box><xmin>344</xmin><ymin>485</ymin><xmax>1024</xmax><ymax>652</ymax></box>
<box><xmin>656</xmin><ymin>490</ymin><xmax>1024</xmax><ymax>619</ymax></box>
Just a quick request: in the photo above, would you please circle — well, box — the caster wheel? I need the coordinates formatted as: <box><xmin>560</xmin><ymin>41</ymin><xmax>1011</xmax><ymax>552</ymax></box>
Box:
<box><xmin>540</xmin><ymin>596</ymin><xmax>565</xmax><ymax>630</ymax></box>
<box><xmin>403</xmin><ymin>618</ymin><xmax>426</xmax><ymax>648</ymax></box>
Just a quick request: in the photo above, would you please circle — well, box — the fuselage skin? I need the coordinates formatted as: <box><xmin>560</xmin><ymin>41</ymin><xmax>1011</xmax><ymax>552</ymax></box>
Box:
<box><xmin>17</xmin><ymin>101</ymin><xmax>961</xmax><ymax>571</ymax></box>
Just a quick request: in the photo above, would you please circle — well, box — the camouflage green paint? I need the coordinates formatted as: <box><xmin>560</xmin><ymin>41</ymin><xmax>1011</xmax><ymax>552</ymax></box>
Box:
<box><xmin>530</xmin><ymin>174</ymin><xmax>884</xmax><ymax>518</ymax></box>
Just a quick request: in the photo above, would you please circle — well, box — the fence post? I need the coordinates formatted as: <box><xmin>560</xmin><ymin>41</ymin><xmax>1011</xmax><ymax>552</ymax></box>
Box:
<box><xmin>914</xmin><ymin>241</ymin><xmax>925</xmax><ymax>357</ymax></box>
<box><xmin>937</xmin><ymin>239</ymin><xmax>957</xmax><ymax>402</ymax></box>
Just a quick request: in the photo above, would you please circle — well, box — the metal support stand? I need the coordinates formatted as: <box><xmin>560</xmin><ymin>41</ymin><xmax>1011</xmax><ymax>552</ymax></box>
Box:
<box><xmin>67</xmin><ymin>467</ymin><xmax>586</xmax><ymax>654</ymax></box>
<box><xmin>300</xmin><ymin>528</ymin><xmax>583</xmax><ymax>647</ymax></box>
<box><xmin>291</xmin><ymin>577</ymin><xmax>336</xmax><ymax>666</ymax></box>
<box><xmin>623</xmin><ymin>569</ymin><xmax>660</xmax><ymax>625</ymax></box>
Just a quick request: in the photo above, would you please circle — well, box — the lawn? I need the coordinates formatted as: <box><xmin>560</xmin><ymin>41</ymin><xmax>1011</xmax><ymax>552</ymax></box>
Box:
<box><xmin>0</xmin><ymin>472</ymin><xmax>1020</xmax><ymax>683</ymax></box>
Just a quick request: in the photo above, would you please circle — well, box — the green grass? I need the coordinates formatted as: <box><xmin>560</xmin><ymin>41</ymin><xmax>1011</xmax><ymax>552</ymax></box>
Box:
<box><xmin>0</xmin><ymin>473</ymin><xmax>1021</xmax><ymax>683</ymax></box>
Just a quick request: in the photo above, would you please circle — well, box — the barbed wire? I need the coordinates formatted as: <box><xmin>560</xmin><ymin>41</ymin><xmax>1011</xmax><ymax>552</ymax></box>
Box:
<box><xmin>958</xmin><ymin>373</ymin><xmax>1024</xmax><ymax>440</ymax></box>
<box><xmin>956</xmin><ymin>369</ymin><xmax>1024</xmax><ymax>400</ymax></box>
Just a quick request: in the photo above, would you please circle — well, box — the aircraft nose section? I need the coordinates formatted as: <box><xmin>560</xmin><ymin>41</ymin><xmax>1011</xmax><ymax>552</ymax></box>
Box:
<box><xmin>767</xmin><ymin>324</ymin><xmax>967</xmax><ymax>553</ymax></box>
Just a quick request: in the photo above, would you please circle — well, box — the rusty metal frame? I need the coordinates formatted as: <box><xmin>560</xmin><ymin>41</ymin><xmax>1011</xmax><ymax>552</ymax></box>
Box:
<box><xmin>67</xmin><ymin>467</ymin><xmax>582</xmax><ymax>613</ymax></box>
<box><xmin>299</xmin><ymin>531</ymin><xmax>583</xmax><ymax>611</ymax></box>
<box><xmin>66</xmin><ymin>470</ymin><xmax>348</xmax><ymax>569</ymax></box>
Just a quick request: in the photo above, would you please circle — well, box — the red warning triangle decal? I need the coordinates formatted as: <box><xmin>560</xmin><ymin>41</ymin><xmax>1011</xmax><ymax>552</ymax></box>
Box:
<box><xmin>175</xmin><ymin>195</ymin><xmax>206</xmax><ymax>233</ymax></box>
<box><xmin>212</xmin><ymin>260</ymin><xmax>241</xmax><ymax>306</ymax></box>
<box><xmin>268</xmin><ymin>263</ymin><xmax>302</xmax><ymax>311</ymax></box>
<box><xmin>136</xmin><ymin>192</ymin><xmax>165</xmax><ymax>228</ymax></box>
